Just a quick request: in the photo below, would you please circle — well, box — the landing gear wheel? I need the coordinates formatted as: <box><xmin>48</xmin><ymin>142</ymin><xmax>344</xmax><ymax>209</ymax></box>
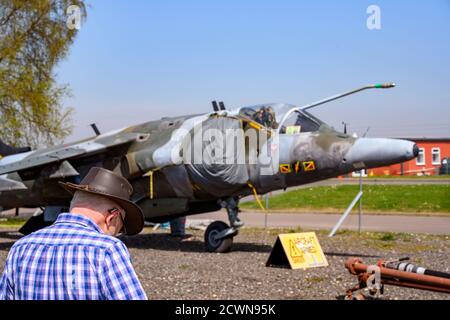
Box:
<box><xmin>204</xmin><ymin>221</ymin><xmax>234</xmax><ymax>253</ymax></box>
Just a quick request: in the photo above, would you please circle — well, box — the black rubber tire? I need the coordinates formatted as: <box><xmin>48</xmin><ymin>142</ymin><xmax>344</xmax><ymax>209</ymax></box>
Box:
<box><xmin>204</xmin><ymin>221</ymin><xmax>234</xmax><ymax>253</ymax></box>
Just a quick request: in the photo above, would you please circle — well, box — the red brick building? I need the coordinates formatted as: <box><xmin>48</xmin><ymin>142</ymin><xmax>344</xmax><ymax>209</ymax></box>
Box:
<box><xmin>369</xmin><ymin>138</ymin><xmax>450</xmax><ymax>176</ymax></box>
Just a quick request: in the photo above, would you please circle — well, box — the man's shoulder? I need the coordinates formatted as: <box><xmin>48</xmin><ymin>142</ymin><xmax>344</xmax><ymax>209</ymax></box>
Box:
<box><xmin>11</xmin><ymin>223</ymin><xmax>123</xmax><ymax>252</ymax></box>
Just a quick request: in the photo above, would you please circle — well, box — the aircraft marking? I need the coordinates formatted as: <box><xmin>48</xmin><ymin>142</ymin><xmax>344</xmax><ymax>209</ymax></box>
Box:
<box><xmin>303</xmin><ymin>161</ymin><xmax>316</xmax><ymax>172</ymax></box>
<box><xmin>279</xmin><ymin>164</ymin><xmax>291</xmax><ymax>173</ymax></box>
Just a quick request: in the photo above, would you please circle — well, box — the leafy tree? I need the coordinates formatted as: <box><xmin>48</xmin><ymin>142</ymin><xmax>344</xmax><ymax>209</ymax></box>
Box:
<box><xmin>0</xmin><ymin>0</ymin><xmax>86</xmax><ymax>148</ymax></box>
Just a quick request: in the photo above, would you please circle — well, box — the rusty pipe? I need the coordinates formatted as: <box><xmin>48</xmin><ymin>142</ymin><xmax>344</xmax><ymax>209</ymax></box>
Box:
<box><xmin>346</xmin><ymin>257</ymin><xmax>450</xmax><ymax>294</ymax></box>
<box><xmin>357</xmin><ymin>272</ymin><xmax>450</xmax><ymax>294</ymax></box>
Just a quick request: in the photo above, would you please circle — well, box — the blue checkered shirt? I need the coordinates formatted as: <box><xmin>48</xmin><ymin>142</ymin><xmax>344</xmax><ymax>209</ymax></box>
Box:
<box><xmin>0</xmin><ymin>213</ymin><xmax>147</xmax><ymax>300</ymax></box>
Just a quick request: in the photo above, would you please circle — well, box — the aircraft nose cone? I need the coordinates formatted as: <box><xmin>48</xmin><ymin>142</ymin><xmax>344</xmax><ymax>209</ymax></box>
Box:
<box><xmin>344</xmin><ymin>138</ymin><xmax>417</xmax><ymax>169</ymax></box>
<box><xmin>413</xmin><ymin>144</ymin><xmax>419</xmax><ymax>158</ymax></box>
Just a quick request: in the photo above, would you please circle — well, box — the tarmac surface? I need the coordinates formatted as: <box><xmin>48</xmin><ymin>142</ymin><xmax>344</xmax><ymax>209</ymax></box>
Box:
<box><xmin>195</xmin><ymin>210</ymin><xmax>450</xmax><ymax>235</ymax></box>
<box><xmin>2</xmin><ymin>208</ymin><xmax>449</xmax><ymax>235</ymax></box>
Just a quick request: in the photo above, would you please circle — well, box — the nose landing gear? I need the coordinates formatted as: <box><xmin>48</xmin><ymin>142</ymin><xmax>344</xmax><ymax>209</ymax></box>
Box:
<box><xmin>204</xmin><ymin>197</ymin><xmax>243</xmax><ymax>253</ymax></box>
<box><xmin>204</xmin><ymin>221</ymin><xmax>238</xmax><ymax>253</ymax></box>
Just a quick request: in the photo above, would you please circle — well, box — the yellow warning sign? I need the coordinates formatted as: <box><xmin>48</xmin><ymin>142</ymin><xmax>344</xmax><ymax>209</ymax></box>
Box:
<box><xmin>266</xmin><ymin>232</ymin><xmax>328</xmax><ymax>270</ymax></box>
<box><xmin>279</xmin><ymin>164</ymin><xmax>291</xmax><ymax>174</ymax></box>
<box><xmin>303</xmin><ymin>161</ymin><xmax>316</xmax><ymax>172</ymax></box>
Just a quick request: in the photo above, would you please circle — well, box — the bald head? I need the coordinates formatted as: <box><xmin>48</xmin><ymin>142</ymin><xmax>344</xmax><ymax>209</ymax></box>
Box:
<box><xmin>70</xmin><ymin>191</ymin><xmax>121</xmax><ymax>214</ymax></box>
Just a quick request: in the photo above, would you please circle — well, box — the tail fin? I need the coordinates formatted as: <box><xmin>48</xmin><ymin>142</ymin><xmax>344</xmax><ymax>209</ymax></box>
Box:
<box><xmin>0</xmin><ymin>139</ymin><xmax>31</xmax><ymax>157</ymax></box>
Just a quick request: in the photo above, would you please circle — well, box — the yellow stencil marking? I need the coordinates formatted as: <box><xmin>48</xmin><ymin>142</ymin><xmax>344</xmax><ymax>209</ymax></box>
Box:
<box><xmin>279</xmin><ymin>164</ymin><xmax>291</xmax><ymax>174</ymax></box>
<box><xmin>303</xmin><ymin>161</ymin><xmax>316</xmax><ymax>172</ymax></box>
<box><xmin>294</xmin><ymin>161</ymin><xmax>301</xmax><ymax>173</ymax></box>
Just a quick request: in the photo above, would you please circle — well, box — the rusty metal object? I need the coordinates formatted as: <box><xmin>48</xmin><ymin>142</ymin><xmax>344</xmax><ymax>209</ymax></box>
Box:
<box><xmin>345</xmin><ymin>257</ymin><xmax>450</xmax><ymax>299</ymax></box>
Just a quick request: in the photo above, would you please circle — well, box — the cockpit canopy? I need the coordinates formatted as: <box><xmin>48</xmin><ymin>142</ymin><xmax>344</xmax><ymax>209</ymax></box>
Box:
<box><xmin>236</xmin><ymin>103</ymin><xmax>327</xmax><ymax>134</ymax></box>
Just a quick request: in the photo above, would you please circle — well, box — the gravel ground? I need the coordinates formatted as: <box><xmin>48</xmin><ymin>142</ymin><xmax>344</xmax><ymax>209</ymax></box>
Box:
<box><xmin>0</xmin><ymin>225</ymin><xmax>448</xmax><ymax>300</ymax></box>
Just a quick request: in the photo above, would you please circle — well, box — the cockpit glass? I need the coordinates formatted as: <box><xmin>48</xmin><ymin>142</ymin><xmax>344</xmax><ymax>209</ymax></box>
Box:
<box><xmin>238</xmin><ymin>106</ymin><xmax>279</xmax><ymax>130</ymax></box>
<box><xmin>237</xmin><ymin>103</ymin><xmax>326</xmax><ymax>133</ymax></box>
<box><xmin>279</xmin><ymin>110</ymin><xmax>321</xmax><ymax>134</ymax></box>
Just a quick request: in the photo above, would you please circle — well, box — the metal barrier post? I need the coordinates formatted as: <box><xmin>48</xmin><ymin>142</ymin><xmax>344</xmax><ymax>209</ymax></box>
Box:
<box><xmin>264</xmin><ymin>193</ymin><xmax>269</xmax><ymax>228</ymax></box>
<box><xmin>328</xmin><ymin>190</ymin><xmax>363</xmax><ymax>237</ymax></box>
<box><xmin>359</xmin><ymin>171</ymin><xmax>363</xmax><ymax>234</ymax></box>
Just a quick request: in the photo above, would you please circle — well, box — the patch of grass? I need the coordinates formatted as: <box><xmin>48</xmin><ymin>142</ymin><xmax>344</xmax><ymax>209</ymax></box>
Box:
<box><xmin>375</xmin><ymin>242</ymin><xmax>396</xmax><ymax>250</ymax></box>
<box><xmin>178</xmin><ymin>264</ymin><xmax>190</xmax><ymax>270</ymax></box>
<box><xmin>0</xmin><ymin>218</ymin><xmax>26</xmax><ymax>228</ymax></box>
<box><xmin>242</xmin><ymin>185</ymin><xmax>450</xmax><ymax>213</ymax></box>
<box><xmin>240</xmin><ymin>227</ymin><xmax>448</xmax><ymax>244</ymax></box>
<box><xmin>332</xmin><ymin>231</ymin><xmax>437</xmax><ymax>252</ymax></box>
<box><xmin>307</xmin><ymin>276</ymin><xmax>325</xmax><ymax>283</ymax></box>
<box><xmin>333</xmin><ymin>230</ymin><xmax>416</xmax><ymax>242</ymax></box>
<box><xmin>366</xmin><ymin>175</ymin><xmax>450</xmax><ymax>179</ymax></box>
<box><xmin>240</xmin><ymin>227</ymin><xmax>304</xmax><ymax>237</ymax></box>
<box><xmin>379</xmin><ymin>233</ymin><xmax>396</xmax><ymax>241</ymax></box>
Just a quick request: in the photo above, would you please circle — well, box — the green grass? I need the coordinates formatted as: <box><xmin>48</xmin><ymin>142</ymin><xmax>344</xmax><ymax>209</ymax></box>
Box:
<box><xmin>379</xmin><ymin>233</ymin><xmax>396</xmax><ymax>241</ymax></box>
<box><xmin>0</xmin><ymin>218</ymin><xmax>26</xmax><ymax>228</ymax></box>
<box><xmin>365</xmin><ymin>175</ymin><xmax>450</xmax><ymax>179</ymax></box>
<box><xmin>242</xmin><ymin>185</ymin><xmax>450</xmax><ymax>213</ymax></box>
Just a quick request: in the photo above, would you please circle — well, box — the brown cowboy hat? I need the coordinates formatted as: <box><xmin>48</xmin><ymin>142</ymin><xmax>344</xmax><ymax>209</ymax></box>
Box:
<box><xmin>59</xmin><ymin>167</ymin><xmax>144</xmax><ymax>235</ymax></box>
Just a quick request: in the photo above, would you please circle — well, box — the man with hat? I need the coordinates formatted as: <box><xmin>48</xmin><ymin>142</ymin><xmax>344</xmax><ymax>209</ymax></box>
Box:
<box><xmin>0</xmin><ymin>167</ymin><xmax>147</xmax><ymax>300</ymax></box>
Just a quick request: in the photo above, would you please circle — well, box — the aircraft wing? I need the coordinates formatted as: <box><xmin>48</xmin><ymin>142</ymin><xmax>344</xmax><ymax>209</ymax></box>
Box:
<box><xmin>0</xmin><ymin>130</ymin><xmax>145</xmax><ymax>176</ymax></box>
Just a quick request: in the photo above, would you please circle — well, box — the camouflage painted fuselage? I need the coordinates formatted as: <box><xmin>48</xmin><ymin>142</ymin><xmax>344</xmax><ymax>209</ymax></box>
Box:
<box><xmin>0</xmin><ymin>104</ymin><xmax>417</xmax><ymax>222</ymax></box>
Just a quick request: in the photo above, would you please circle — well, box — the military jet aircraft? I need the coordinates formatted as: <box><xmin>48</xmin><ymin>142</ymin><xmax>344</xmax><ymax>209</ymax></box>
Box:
<box><xmin>0</xmin><ymin>83</ymin><xmax>418</xmax><ymax>252</ymax></box>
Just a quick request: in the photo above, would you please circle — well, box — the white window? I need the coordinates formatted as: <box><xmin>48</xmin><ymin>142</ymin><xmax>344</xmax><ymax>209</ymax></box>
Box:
<box><xmin>432</xmin><ymin>148</ymin><xmax>441</xmax><ymax>165</ymax></box>
<box><xmin>416</xmin><ymin>148</ymin><xmax>425</xmax><ymax>165</ymax></box>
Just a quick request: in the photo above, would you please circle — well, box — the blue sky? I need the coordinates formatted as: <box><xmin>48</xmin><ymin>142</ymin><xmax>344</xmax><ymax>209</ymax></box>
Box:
<box><xmin>57</xmin><ymin>0</ymin><xmax>450</xmax><ymax>141</ymax></box>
